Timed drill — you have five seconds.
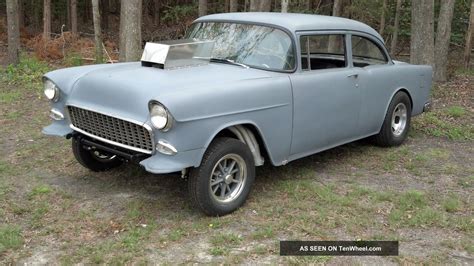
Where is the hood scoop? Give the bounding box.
[141,39,214,69]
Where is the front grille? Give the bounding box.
[68,106,153,153]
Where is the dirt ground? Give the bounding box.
[0,56,473,264]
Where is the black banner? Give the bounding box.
[280,241,398,256]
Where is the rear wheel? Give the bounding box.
[374,91,412,147]
[72,137,122,171]
[188,138,255,216]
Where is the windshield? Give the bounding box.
[186,22,295,71]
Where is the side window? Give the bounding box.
[351,35,388,67]
[300,34,346,71]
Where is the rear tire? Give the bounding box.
[374,91,412,147]
[72,137,122,172]
[188,138,255,216]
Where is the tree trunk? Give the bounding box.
[332,0,343,17]
[7,0,20,65]
[101,0,109,32]
[250,0,258,11]
[199,0,207,16]
[43,0,51,40]
[410,0,434,66]
[153,0,161,25]
[464,1,474,68]
[281,0,289,12]
[433,0,455,82]
[18,0,24,29]
[230,0,238,12]
[390,0,403,53]
[379,0,388,36]
[259,0,271,11]
[92,0,102,63]
[71,0,78,35]
[119,0,142,62]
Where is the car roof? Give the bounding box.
[195,12,384,43]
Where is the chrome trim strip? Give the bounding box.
[70,124,153,155]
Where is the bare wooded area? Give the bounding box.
[1,0,473,81]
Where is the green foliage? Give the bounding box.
[162,4,197,24]
[65,53,84,67]
[0,225,23,253]
[2,56,51,91]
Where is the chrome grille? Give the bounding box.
[68,106,153,153]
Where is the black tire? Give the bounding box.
[72,138,122,172]
[374,91,412,147]
[188,138,255,216]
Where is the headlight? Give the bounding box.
[149,101,172,131]
[44,79,59,102]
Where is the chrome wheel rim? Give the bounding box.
[391,103,407,137]
[209,154,247,203]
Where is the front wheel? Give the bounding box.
[188,138,255,216]
[374,91,412,147]
[72,137,122,172]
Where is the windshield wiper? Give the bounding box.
[210,58,249,69]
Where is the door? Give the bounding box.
[289,33,362,157]
[349,34,393,135]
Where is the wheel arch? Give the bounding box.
[200,121,274,167]
[383,87,413,119]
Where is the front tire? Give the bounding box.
[374,91,412,147]
[72,137,122,172]
[188,138,255,216]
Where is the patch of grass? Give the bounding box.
[0,182,10,201]
[458,175,473,188]
[0,91,22,104]
[461,238,474,254]
[412,109,473,140]
[209,246,227,256]
[387,190,448,227]
[28,184,52,199]
[120,225,154,252]
[0,225,23,253]
[252,244,268,255]
[209,233,242,255]
[210,233,242,246]
[398,190,427,210]
[5,110,22,120]
[30,201,49,228]
[285,255,332,264]
[167,228,186,241]
[252,226,274,240]
[442,195,461,213]
[446,106,466,118]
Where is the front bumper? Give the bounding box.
[43,121,204,174]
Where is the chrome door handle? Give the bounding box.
[347,73,359,78]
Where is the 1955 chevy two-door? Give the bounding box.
[42,13,432,216]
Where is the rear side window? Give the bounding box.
[300,34,347,71]
[351,35,388,67]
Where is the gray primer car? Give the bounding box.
[42,13,432,216]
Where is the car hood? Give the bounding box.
[63,62,276,123]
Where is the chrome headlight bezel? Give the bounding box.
[149,101,173,131]
[43,78,59,102]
